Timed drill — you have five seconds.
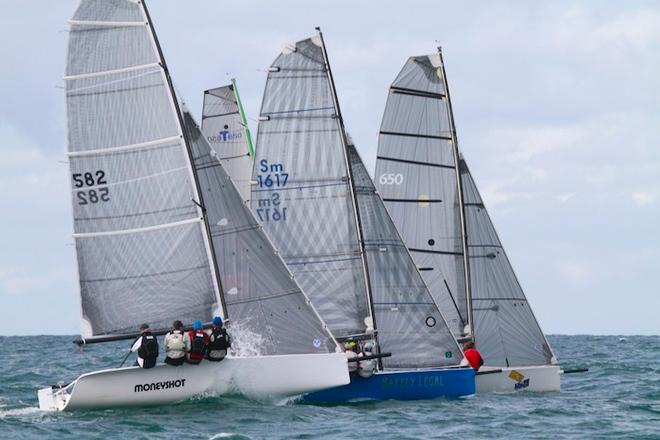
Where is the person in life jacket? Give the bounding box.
[164,320,186,366]
[207,316,231,362]
[463,340,484,371]
[357,341,376,379]
[130,323,158,369]
[185,320,209,365]
[344,341,358,373]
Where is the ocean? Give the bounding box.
[1,335,658,439]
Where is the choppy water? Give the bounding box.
[1,335,659,439]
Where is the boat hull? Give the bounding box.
[303,367,475,402]
[38,353,349,411]
[476,364,560,393]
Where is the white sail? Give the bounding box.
[251,36,371,338]
[201,82,254,203]
[65,0,222,337]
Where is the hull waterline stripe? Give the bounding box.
[63,62,160,81]
[67,135,182,157]
[73,217,201,238]
[379,130,452,141]
[377,156,454,169]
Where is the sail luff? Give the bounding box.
[315,29,379,347]
[437,47,473,339]
[231,78,255,157]
[140,0,226,318]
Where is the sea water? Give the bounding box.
[1,335,658,439]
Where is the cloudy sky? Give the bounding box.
[0,1,658,336]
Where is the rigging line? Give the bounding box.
[443,279,467,329]
[286,255,362,266]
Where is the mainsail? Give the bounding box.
[348,142,462,368]
[374,54,469,338]
[65,0,222,337]
[201,81,254,202]
[460,158,554,366]
[184,108,335,354]
[251,36,371,337]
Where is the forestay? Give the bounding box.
[460,158,555,366]
[348,143,463,368]
[65,0,221,337]
[183,109,336,355]
[251,37,370,337]
[374,54,468,338]
[201,83,254,202]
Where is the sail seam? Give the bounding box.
[63,62,160,81]
[67,135,182,157]
[72,217,201,238]
[377,156,454,169]
[379,130,452,141]
[68,20,148,27]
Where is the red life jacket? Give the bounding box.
[187,330,209,362]
[464,348,484,371]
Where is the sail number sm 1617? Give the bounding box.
[72,170,110,205]
[379,173,404,185]
[255,159,288,222]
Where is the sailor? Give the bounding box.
[463,340,484,371]
[130,323,158,369]
[186,320,209,365]
[207,316,231,362]
[357,341,376,379]
[164,320,186,366]
[344,341,358,373]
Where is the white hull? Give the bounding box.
[38,353,348,411]
[476,364,561,393]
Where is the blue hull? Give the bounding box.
[304,367,475,402]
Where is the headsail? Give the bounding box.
[184,108,337,355]
[460,158,555,366]
[201,81,254,202]
[65,0,222,337]
[251,36,371,338]
[348,142,463,368]
[374,54,469,338]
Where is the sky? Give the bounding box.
[0,1,658,336]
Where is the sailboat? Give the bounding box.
[201,79,255,203]
[37,0,348,411]
[374,50,560,392]
[250,30,475,401]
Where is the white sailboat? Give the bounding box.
[251,31,474,401]
[38,0,348,411]
[374,50,560,392]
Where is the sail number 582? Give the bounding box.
[379,173,404,185]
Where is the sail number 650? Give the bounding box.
[379,173,404,185]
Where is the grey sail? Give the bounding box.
[348,143,463,368]
[183,108,336,355]
[374,54,468,338]
[460,158,555,366]
[251,36,371,338]
[65,0,222,337]
[201,83,253,202]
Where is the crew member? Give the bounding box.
[463,340,484,371]
[207,316,231,362]
[164,320,186,366]
[186,320,209,365]
[131,323,158,369]
[344,341,358,374]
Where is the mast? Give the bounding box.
[315,28,379,349]
[141,0,228,318]
[438,46,473,340]
[231,78,255,157]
